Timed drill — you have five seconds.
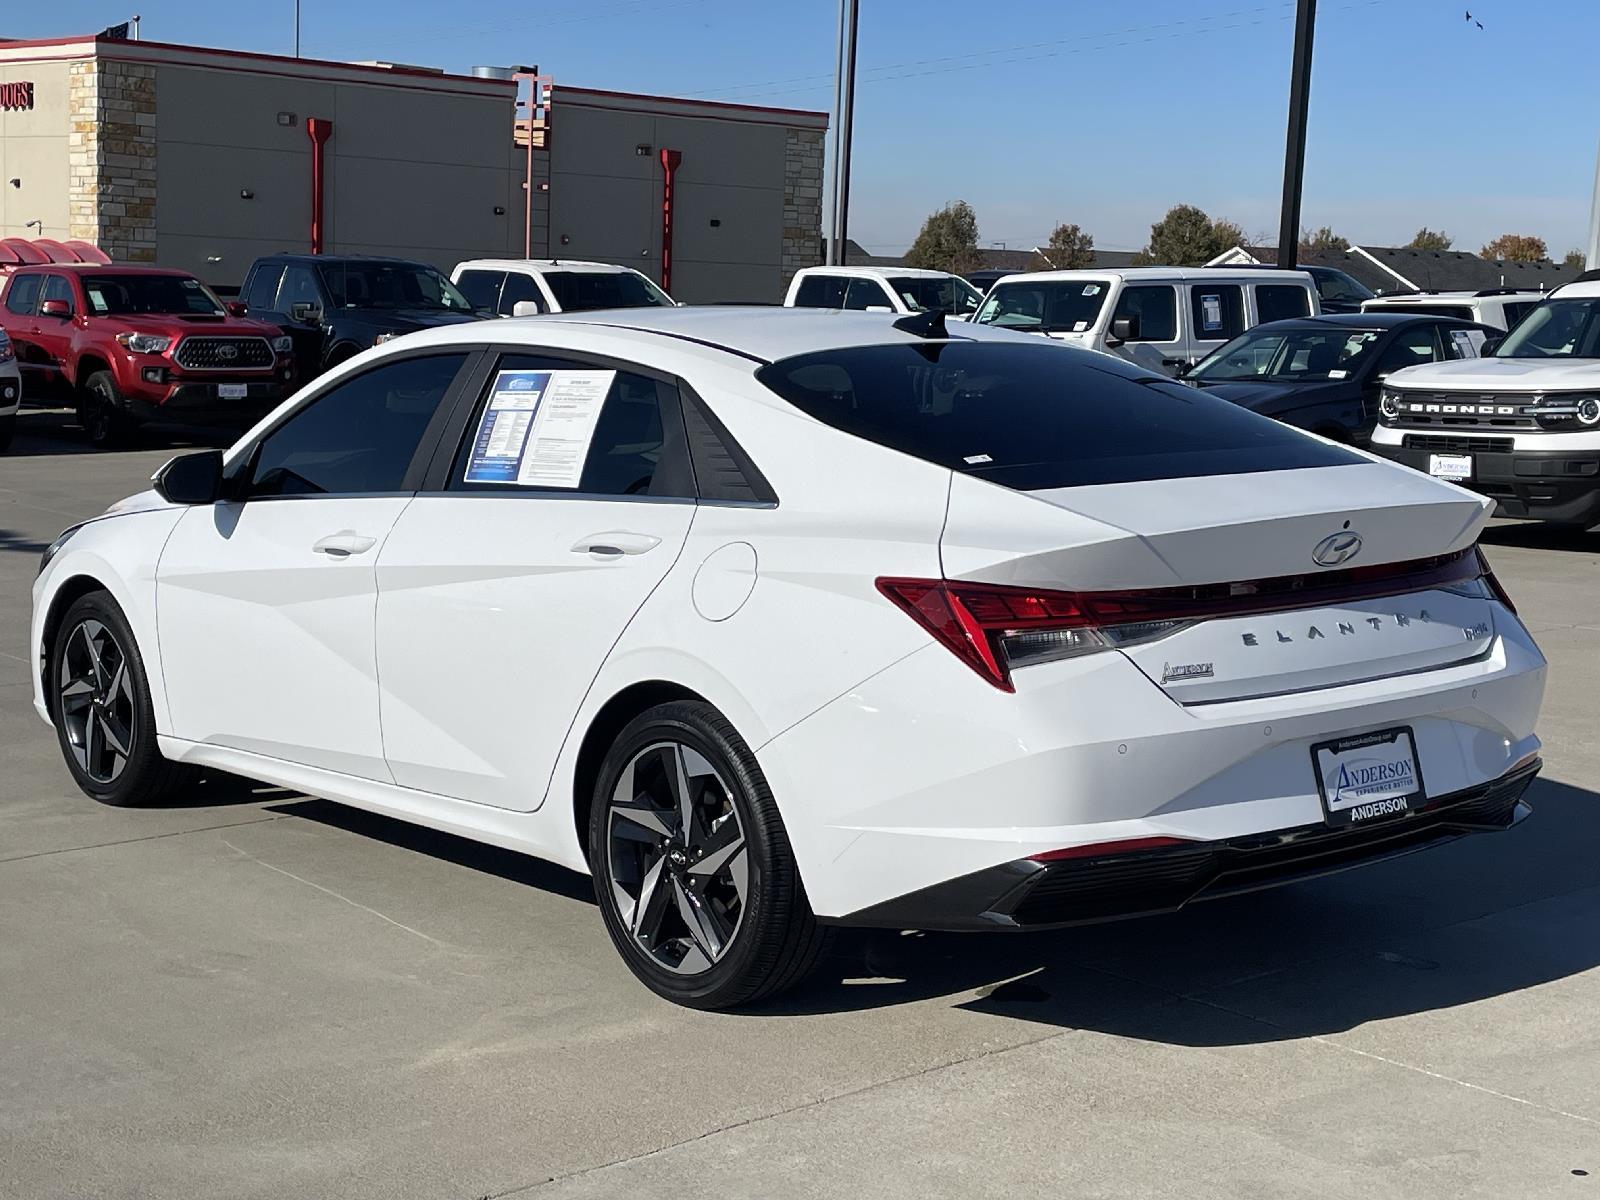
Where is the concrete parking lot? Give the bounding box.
[3,403,1598,1200]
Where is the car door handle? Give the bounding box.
[571,531,661,557]
[312,531,378,557]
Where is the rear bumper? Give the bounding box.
[832,759,1539,930]
[1371,439,1600,527]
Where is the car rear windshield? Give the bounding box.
[757,341,1361,490]
[82,274,223,316]
[317,261,473,312]
[974,280,1110,334]
[541,271,672,311]
[886,275,982,316]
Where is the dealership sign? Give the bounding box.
[0,82,35,110]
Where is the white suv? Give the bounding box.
[973,267,1320,376]
[1371,280,1600,527]
[785,266,984,318]
[451,259,675,316]
[1361,289,1546,332]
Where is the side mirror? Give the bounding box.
[40,299,70,318]
[1174,361,1193,378]
[152,449,224,506]
[510,300,540,317]
[225,301,248,317]
[1479,335,1501,357]
[1107,315,1140,345]
[289,301,322,323]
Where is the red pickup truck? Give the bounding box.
[0,264,295,447]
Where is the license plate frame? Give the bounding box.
[217,383,249,400]
[1427,452,1472,481]
[1311,727,1426,827]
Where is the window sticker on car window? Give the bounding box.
[463,369,616,487]
[1082,285,1101,296]
[1073,320,1089,332]
[1200,293,1223,332]
[1449,328,1485,357]
[1327,369,1348,379]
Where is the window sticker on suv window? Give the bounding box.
[463,369,616,487]
[1449,328,1485,358]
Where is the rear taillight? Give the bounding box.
[1028,836,1192,863]
[875,577,1189,691]
[1477,549,1517,614]
[878,548,1495,691]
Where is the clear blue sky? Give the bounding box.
[10,0,1595,256]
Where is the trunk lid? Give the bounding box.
[941,462,1496,702]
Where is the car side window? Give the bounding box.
[244,353,469,498]
[1112,285,1177,341]
[793,275,847,307]
[1255,284,1311,323]
[243,265,283,314]
[1502,301,1534,328]
[1190,284,1245,341]
[843,278,890,311]
[455,270,504,312]
[1372,326,1442,376]
[39,274,75,314]
[498,272,544,315]
[275,266,323,316]
[448,352,694,499]
[5,274,41,317]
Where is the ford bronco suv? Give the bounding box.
[1371,279,1600,527]
[0,265,294,447]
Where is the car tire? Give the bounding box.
[81,372,131,449]
[48,591,192,806]
[589,700,831,1009]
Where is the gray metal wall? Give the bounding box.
[547,99,794,304]
[152,63,523,285]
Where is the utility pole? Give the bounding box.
[295,1,301,57]
[1276,0,1316,271]
[1587,135,1599,271]
[825,0,859,266]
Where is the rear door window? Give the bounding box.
[843,278,892,310]
[793,275,847,307]
[1190,284,1246,342]
[5,274,41,316]
[757,341,1360,490]
[1255,284,1311,323]
[1372,325,1443,375]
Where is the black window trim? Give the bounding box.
[222,346,484,503]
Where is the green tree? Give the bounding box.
[1131,204,1244,267]
[1407,227,1453,251]
[1481,233,1549,263]
[903,201,982,274]
[1564,248,1588,272]
[1300,226,1350,254]
[1034,222,1094,270]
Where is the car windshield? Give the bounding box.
[81,274,225,316]
[1494,298,1600,358]
[540,270,673,311]
[1315,269,1375,304]
[1189,326,1382,382]
[318,262,474,311]
[886,275,983,315]
[973,280,1110,333]
[757,340,1360,490]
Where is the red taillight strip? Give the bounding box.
[1028,836,1193,863]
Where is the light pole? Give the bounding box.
[295,1,301,57]
[1276,0,1316,270]
[825,0,859,265]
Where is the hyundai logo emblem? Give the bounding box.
[1311,531,1363,568]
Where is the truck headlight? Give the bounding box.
[1379,390,1401,421]
[271,335,293,353]
[1578,396,1600,426]
[115,332,172,354]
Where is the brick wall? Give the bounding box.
[781,126,824,288]
[67,59,156,262]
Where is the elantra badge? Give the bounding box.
[1161,661,1214,683]
[1311,531,1363,568]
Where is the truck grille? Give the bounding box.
[1402,434,1514,454]
[174,336,274,370]
[1388,391,1541,430]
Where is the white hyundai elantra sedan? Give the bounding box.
[31,307,1546,1007]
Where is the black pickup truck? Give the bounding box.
[237,254,485,381]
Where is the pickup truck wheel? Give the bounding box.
[81,372,131,449]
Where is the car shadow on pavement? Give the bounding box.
[763,777,1600,1043]
[1479,522,1600,553]
[266,797,598,905]
[3,405,226,458]
[0,527,53,555]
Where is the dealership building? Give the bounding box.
[0,32,827,302]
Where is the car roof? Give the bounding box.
[1551,279,1600,299]
[455,259,649,276]
[11,264,194,276]
[262,253,428,265]
[794,265,961,281]
[383,304,1042,365]
[1259,312,1484,330]
[990,266,1313,286]
[1363,289,1546,302]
